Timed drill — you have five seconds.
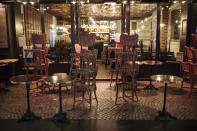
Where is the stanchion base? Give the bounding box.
[52,112,68,122]
[154,111,177,120]
[144,84,157,90]
[19,112,41,121]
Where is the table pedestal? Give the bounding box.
[154,82,176,120]
[52,84,67,122]
[144,65,157,90]
[20,84,41,121]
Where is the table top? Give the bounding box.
[0,59,18,63]
[44,75,71,85]
[10,75,42,84]
[141,60,162,66]
[126,61,144,65]
[0,63,8,67]
[151,75,183,84]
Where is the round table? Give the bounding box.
[151,74,182,120]
[0,59,18,64]
[44,75,72,122]
[142,60,163,90]
[10,75,42,121]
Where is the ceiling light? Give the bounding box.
[71,0,76,4]
[182,1,186,4]
[145,18,148,22]
[22,2,27,5]
[80,1,85,4]
[160,24,165,27]
[131,1,135,4]
[173,1,177,4]
[122,0,127,4]
[104,2,116,5]
[30,2,35,5]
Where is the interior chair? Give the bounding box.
[114,51,138,104]
[24,49,46,95]
[31,33,48,76]
[192,48,197,63]
[108,47,123,87]
[189,63,197,95]
[184,46,193,62]
[191,34,197,48]
[70,53,98,108]
[180,62,191,89]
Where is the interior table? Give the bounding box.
[0,63,9,92]
[10,75,42,121]
[0,58,18,64]
[142,60,162,90]
[44,75,71,122]
[151,75,182,120]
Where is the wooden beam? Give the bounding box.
[156,3,160,61]
[121,3,126,34]
[75,2,79,43]
[126,0,130,35]
[70,3,76,53]
[40,5,45,34]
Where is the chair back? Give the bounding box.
[190,63,197,75]
[192,48,197,63]
[24,49,43,75]
[180,62,190,73]
[191,34,197,48]
[120,34,138,50]
[184,46,193,61]
[78,33,95,49]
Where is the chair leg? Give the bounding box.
[115,86,119,104]
[89,90,92,107]
[82,87,85,101]
[93,89,98,103]
[122,86,125,100]
[134,90,138,101]
[180,80,184,89]
[73,86,76,108]
[110,73,113,87]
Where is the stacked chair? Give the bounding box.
[69,33,98,108]
[23,34,49,95]
[181,34,197,95]
[114,34,139,104]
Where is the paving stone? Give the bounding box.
[0,81,197,120]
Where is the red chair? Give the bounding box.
[184,46,193,62]
[180,62,191,89]
[191,34,197,48]
[108,47,123,87]
[189,63,197,95]
[31,33,48,76]
[192,48,197,63]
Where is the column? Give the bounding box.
[156,3,161,61]
[40,5,45,34]
[71,3,76,53]
[121,2,126,34]
[126,0,130,35]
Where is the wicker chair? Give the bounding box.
[114,51,138,104]
[108,47,123,87]
[70,53,98,108]
[180,62,191,89]
[184,46,193,62]
[189,63,197,95]
[24,49,47,95]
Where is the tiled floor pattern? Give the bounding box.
[0,81,197,120]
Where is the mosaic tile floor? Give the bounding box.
[0,81,197,120]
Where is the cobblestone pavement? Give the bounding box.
[0,81,197,120]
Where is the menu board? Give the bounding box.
[0,8,8,48]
